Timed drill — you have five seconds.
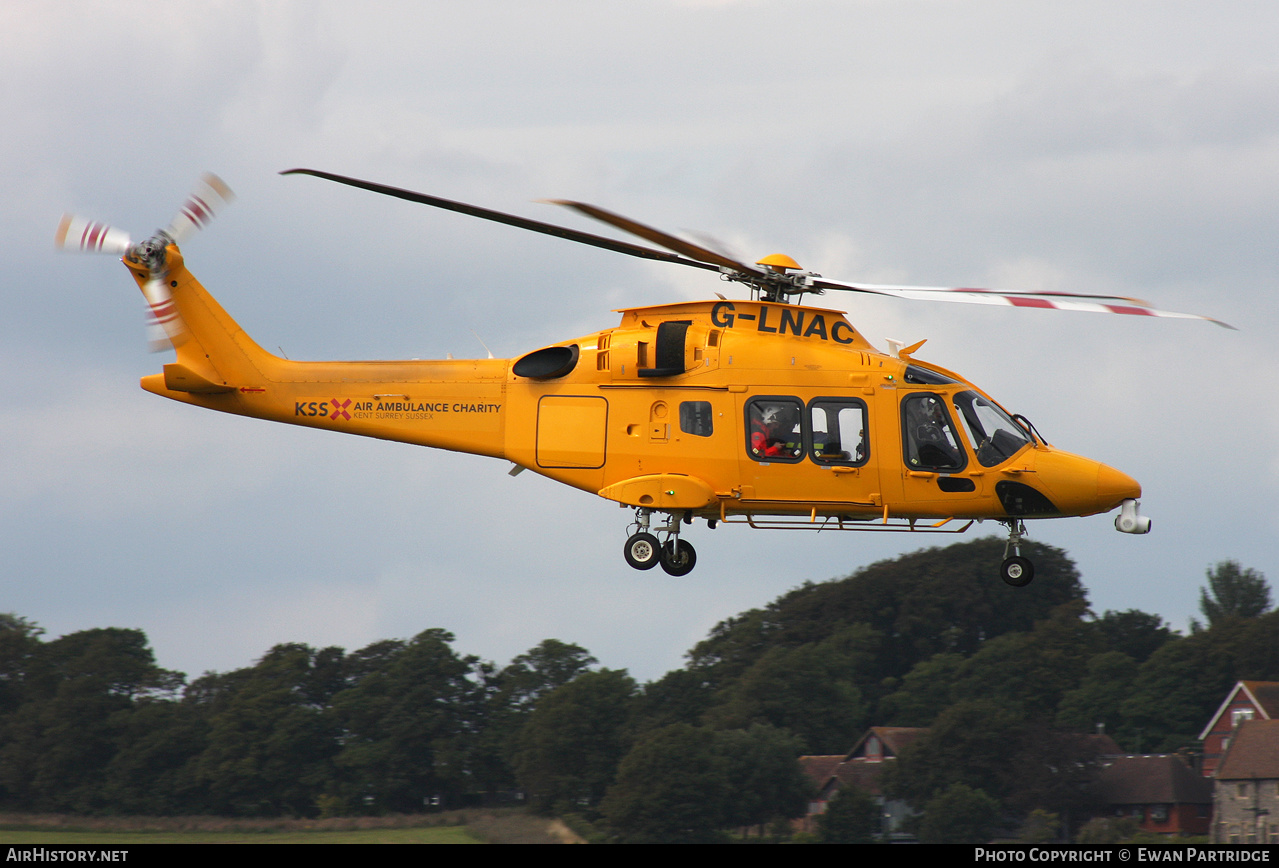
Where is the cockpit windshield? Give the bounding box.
[952,391,1033,467]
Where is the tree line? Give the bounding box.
[0,539,1272,842]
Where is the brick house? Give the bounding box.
[1198,681,1279,778]
[1090,754,1213,837]
[797,727,927,838]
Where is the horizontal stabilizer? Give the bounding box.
[162,363,234,394]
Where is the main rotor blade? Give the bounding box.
[545,200,764,276]
[281,169,719,274]
[813,278,1236,328]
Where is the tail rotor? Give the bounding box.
[56,173,235,351]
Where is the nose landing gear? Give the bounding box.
[999,519,1034,587]
[624,508,699,576]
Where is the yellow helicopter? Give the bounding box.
[57,171,1231,586]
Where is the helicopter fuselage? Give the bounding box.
[135,247,1139,533]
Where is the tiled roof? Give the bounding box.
[1244,682,1279,718]
[798,755,846,784]
[1216,719,1279,780]
[798,753,893,796]
[1094,755,1213,805]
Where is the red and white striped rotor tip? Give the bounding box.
[817,280,1236,330]
[141,276,188,352]
[55,214,132,255]
[166,173,235,244]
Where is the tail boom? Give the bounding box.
[134,247,509,460]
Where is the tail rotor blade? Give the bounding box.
[55,214,132,255]
[165,173,235,244]
[140,276,188,351]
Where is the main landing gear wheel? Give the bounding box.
[624,532,661,571]
[660,539,697,576]
[1000,556,1034,587]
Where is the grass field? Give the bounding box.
[0,808,574,844]
[0,826,482,844]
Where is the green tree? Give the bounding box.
[101,699,208,814]
[494,639,598,714]
[916,783,1000,845]
[1055,651,1140,742]
[1120,628,1237,752]
[1197,561,1271,628]
[715,724,812,829]
[330,630,483,813]
[1019,809,1060,845]
[877,652,965,726]
[511,668,637,811]
[948,600,1098,717]
[817,785,879,844]
[629,667,716,734]
[882,601,1098,727]
[0,627,184,813]
[686,538,1085,719]
[193,644,341,816]
[599,723,730,843]
[1092,609,1174,663]
[0,615,43,717]
[1232,610,1279,681]
[473,639,599,795]
[883,699,1024,806]
[704,625,872,753]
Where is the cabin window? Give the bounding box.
[679,401,713,437]
[904,364,960,385]
[746,397,804,462]
[901,393,966,472]
[952,391,1032,467]
[809,399,868,466]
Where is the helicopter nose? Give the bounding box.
[1097,463,1141,509]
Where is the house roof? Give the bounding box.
[1248,682,1279,718]
[1216,719,1279,780]
[1198,681,1279,740]
[798,754,891,797]
[1093,755,1213,805]
[799,755,846,784]
[845,726,928,760]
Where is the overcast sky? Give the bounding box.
[3,0,1276,683]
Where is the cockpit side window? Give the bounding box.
[952,391,1032,467]
[901,393,966,472]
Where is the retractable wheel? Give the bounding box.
[1000,556,1034,587]
[624,532,661,570]
[660,539,697,576]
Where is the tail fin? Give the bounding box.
[129,245,277,395]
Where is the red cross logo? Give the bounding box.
[330,398,351,421]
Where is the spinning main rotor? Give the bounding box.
[281,168,1233,328]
